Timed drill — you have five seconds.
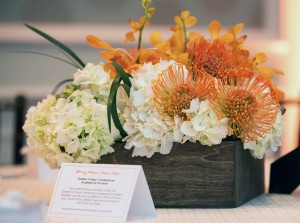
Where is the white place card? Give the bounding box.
[47,163,156,221]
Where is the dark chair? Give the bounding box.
[269,99,300,194]
[0,95,27,164]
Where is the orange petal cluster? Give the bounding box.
[188,38,249,80]
[188,20,284,101]
[152,64,215,122]
[209,70,279,142]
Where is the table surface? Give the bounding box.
[1,165,300,223]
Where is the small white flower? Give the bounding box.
[73,63,112,101]
[73,63,110,86]
[244,110,284,159]
[180,99,228,146]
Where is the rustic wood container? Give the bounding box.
[98,140,264,208]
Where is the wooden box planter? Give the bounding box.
[99,140,264,208]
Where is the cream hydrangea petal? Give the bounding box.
[55,153,74,167]
[99,146,114,156]
[174,127,184,142]
[190,98,200,113]
[81,148,101,161]
[160,134,174,154]
[131,146,149,157]
[74,156,92,163]
[250,145,266,159]
[67,126,82,139]
[200,131,223,145]
[132,146,158,158]
[198,99,210,114]
[65,138,81,154]
[173,116,184,142]
[244,110,283,159]
[192,116,206,131]
[180,121,198,137]
[56,129,69,145]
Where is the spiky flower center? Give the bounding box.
[152,64,215,123]
[225,90,257,136]
[165,85,198,120]
[209,72,279,142]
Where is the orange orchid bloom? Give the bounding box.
[123,16,151,44]
[87,35,172,78]
[206,20,285,101]
[149,10,198,65]
[87,35,136,78]
[249,52,284,101]
[86,0,164,78]
[208,20,246,47]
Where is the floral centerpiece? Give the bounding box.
[23,0,284,170]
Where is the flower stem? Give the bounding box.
[180,14,188,53]
[136,2,150,64]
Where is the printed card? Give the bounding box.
[47,163,156,221]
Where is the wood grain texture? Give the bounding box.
[98,140,264,208]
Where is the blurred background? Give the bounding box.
[0,0,299,165]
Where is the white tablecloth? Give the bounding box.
[0,177,300,223]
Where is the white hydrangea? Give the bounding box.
[244,110,284,159]
[23,88,117,169]
[73,63,111,103]
[129,60,177,107]
[23,94,60,168]
[180,99,229,146]
[123,60,177,157]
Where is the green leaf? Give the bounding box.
[111,62,132,87]
[52,78,74,95]
[107,82,128,138]
[107,74,122,133]
[107,62,133,138]
[111,91,128,137]
[113,84,131,136]
[24,23,85,69]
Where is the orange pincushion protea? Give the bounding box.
[210,69,279,142]
[188,38,249,80]
[152,63,215,123]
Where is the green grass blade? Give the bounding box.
[107,83,128,137]
[24,23,85,68]
[110,84,131,138]
[111,92,128,137]
[51,78,74,95]
[12,50,79,68]
[107,74,122,133]
[107,64,132,138]
[111,62,132,87]
[58,48,82,69]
